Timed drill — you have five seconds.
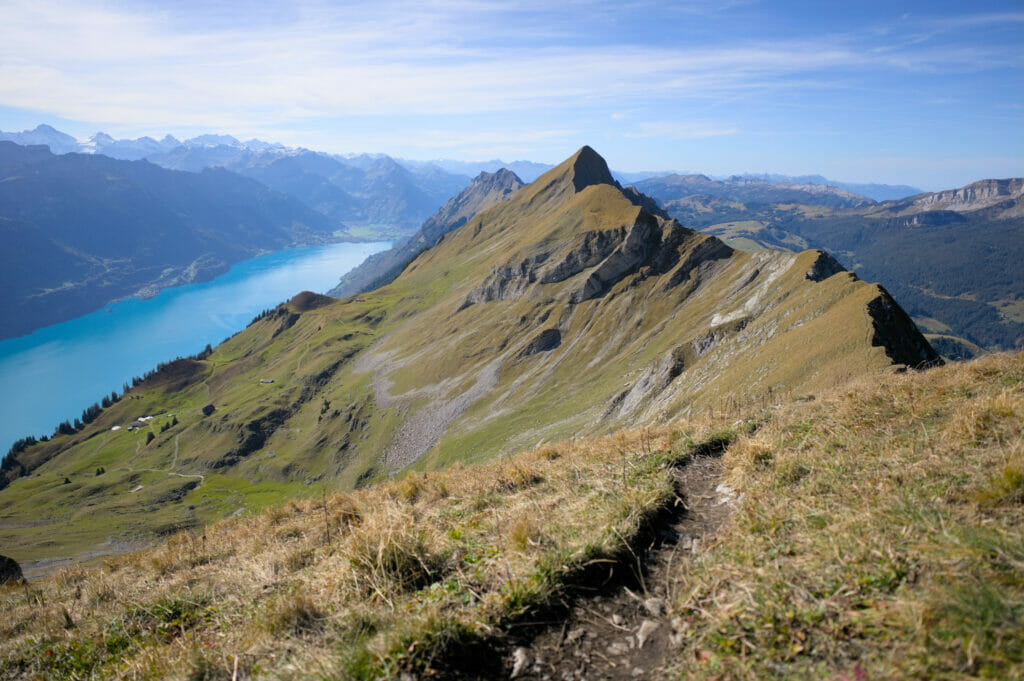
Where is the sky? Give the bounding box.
[0,0,1022,189]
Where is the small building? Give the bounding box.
[260,379,274,384]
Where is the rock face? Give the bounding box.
[804,251,846,282]
[906,178,1024,213]
[863,178,1024,221]
[867,292,942,368]
[0,554,24,585]
[460,211,666,308]
[330,168,526,297]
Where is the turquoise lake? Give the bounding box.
[0,241,389,453]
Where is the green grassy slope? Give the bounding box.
[648,186,1024,353]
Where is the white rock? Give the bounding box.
[643,597,665,617]
[636,619,660,649]
[511,647,531,678]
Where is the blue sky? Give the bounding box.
[0,0,1021,189]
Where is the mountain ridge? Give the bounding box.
[643,174,1024,352]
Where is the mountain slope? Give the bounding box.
[0,142,337,339]
[0,147,938,568]
[1,347,1015,681]
[658,179,1024,353]
[330,168,526,297]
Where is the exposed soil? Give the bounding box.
[355,345,501,469]
[445,453,730,680]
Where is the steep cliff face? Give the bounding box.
[867,177,1024,219]
[908,178,1023,212]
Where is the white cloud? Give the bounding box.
[0,0,1016,133]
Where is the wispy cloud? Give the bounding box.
[0,0,1017,133]
[0,0,1020,185]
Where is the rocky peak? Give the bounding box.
[473,167,524,194]
[568,145,618,192]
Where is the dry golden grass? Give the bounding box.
[3,353,1021,680]
[0,417,732,680]
[666,351,1024,680]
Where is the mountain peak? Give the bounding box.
[568,145,617,192]
[473,167,524,191]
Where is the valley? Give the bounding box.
[0,241,388,458]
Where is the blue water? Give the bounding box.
[0,241,389,453]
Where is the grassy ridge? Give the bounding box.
[669,351,1024,679]
[2,352,1021,679]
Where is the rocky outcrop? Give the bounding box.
[867,290,943,368]
[0,554,24,585]
[569,211,663,303]
[865,178,1024,220]
[460,209,668,308]
[907,178,1023,213]
[518,329,562,359]
[804,251,846,282]
[213,407,291,469]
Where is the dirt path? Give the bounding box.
[448,453,730,680]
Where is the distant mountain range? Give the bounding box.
[0,142,336,339]
[729,172,923,202]
[0,124,924,205]
[0,125,475,238]
[634,173,875,209]
[147,145,469,237]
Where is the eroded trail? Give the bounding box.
[451,453,730,681]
